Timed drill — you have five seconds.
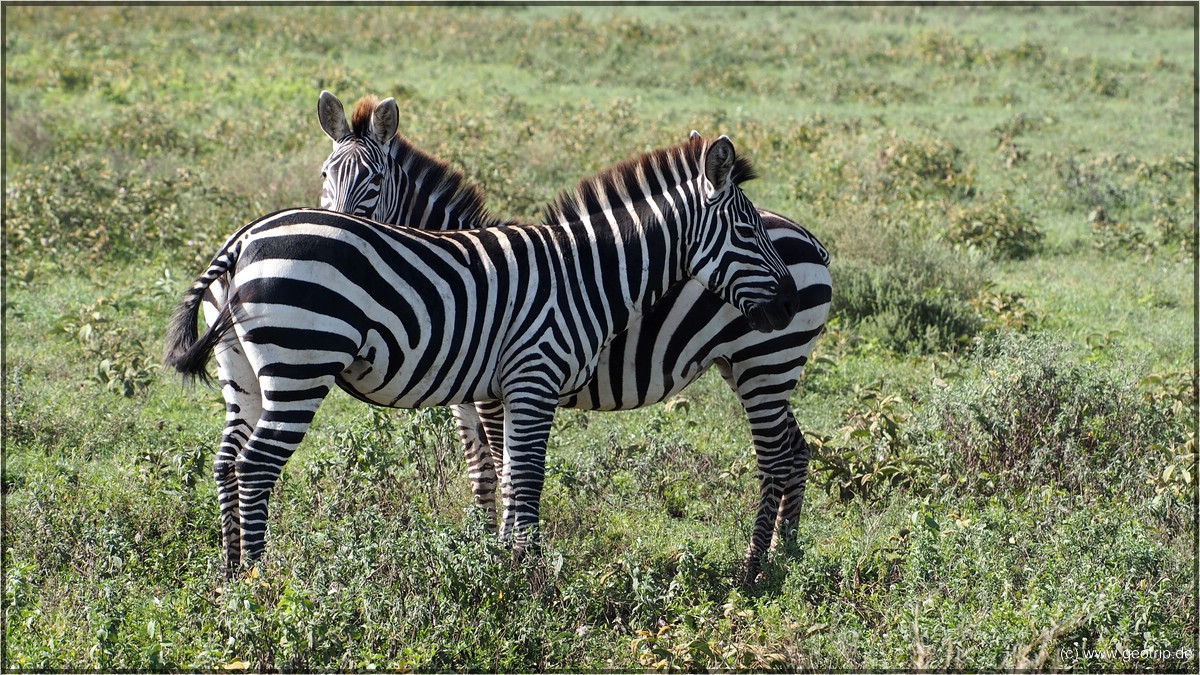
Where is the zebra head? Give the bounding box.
[685,132,799,332]
[317,90,398,219]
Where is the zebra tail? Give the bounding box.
[163,246,240,386]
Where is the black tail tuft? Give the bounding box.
[164,289,235,387]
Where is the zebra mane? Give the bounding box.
[542,135,757,225]
[350,95,503,229]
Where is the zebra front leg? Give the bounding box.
[499,395,556,560]
[235,377,334,568]
[451,403,500,530]
[771,410,811,550]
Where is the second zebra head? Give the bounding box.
[679,129,800,331]
[316,91,800,332]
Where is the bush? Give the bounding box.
[911,27,981,67]
[57,297,159,397]
[4,155,248,271]
[912,335,1187,497]
[829,220,987,353]
[875,132,975,200]
[810,383,930,503]
[946,192,1044,260]
[1053,152,1195,251]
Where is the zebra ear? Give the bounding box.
[371,97,400,145]
[318,91,351,142]
[689,130,702,140]
[704,135,736,194]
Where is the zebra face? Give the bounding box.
[317,91,399,220]
[689,135,799,333]
[320,141,389,218]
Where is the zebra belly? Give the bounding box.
[562,280,727,410]
[337,327,498,409]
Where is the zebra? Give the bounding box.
[316,92,832,583]
[165,127,801,577]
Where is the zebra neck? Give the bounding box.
[384,146,499,232]
[571,209,686,338]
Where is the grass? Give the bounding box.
[3,4,1196,671]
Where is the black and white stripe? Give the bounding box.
[166,126,798,576]
[316,92,831,583]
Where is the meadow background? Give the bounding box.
[3,4,1196,671]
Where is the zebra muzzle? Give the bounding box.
[745,276,800,332]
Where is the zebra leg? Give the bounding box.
[771,409,811,550]
[741,399,795,586]
[235,375,335,567]
[476,399,508,520]
[498,394,557,559]
[716,360,796,586]
[476,399,507,480]
[213,343,262,578]
[451,403,499,529]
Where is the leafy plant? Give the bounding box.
[57,296,157,397]
[833,258,985,353]
[876,132,975,199]
[946,192,1044,260]
[811,383,929,503]
[971,282,1039,333]
[1145,433,1196,501]
[1088,206,1153,254]
[913,335,1187,497]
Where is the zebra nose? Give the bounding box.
[746,303,786,332]
[746,276,800,332]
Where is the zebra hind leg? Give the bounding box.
[235,374,336,568]
[451,403,500,531]
[214,342,263,578]
[771,409,811,551]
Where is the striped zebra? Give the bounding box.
[317,92,831,583]
[165,126,801,577]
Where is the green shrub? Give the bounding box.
[912,335,1187,497]
[56,296,158,397]
[4,156,247,271]
[829,221,987,352]
[970,282,1039,333]
[911,27,981,67]
[810,383,930,503]
[875,132,975,200]
[1087,206,1153,254]
[946,192,1044,260]
[1053,152,1194,251]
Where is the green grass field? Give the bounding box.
[3,5,1196,671]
